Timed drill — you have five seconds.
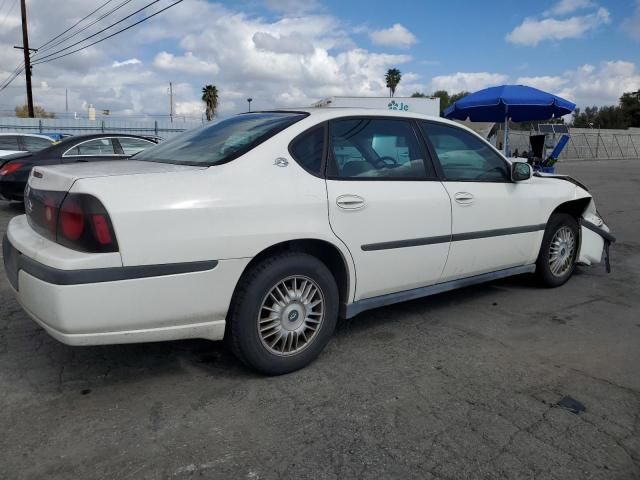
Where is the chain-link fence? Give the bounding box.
[0,116,203,139]
[508,130,640,160]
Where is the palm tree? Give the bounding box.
[201,85,219,121]
[385,68,402,97]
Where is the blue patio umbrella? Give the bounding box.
[443,85,576,156]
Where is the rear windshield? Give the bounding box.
[135,112,307,166]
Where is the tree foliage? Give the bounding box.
[385,69,402,98]
[411,90,470,115]
[15,105,55,118]
[572,91,640,129]
[201,85,219,121]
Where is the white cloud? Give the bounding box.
[369,24,417,48]
[506,7,610,45]
[431,72,509,93]
[252,32,314,55]
[516,75,569,92]
[112,58,141,68]
[624,0,640,40]
[153,52,219,76]
[0,0,413,116]
[544,0,595,16]
[518,61,640,107]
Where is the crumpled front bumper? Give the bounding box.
[578,213,616,272]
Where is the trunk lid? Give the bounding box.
[28,160,205,192]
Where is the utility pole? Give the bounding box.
[18,0,34,117]
[65,88,68,114]
[169,81,173,123]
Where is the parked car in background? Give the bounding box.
[2,109,614,375]
[0,133,157,201]
[0,133,56,158]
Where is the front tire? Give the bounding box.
[535,213,579,287]
[228,252,339,375]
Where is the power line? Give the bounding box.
[35,0,118,51]
[32,0,184,66]
[32,0,162,63]
[0,65,24,91]
[35,0,134,56]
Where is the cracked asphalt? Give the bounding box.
[1,159,639,480]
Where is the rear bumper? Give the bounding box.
[3,226,250,345]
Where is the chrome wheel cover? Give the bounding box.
[258,275,325,356]
[549,226,576,277]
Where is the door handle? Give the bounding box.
[336,194,366,210]
[454,192,474,205]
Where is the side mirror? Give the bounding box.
[511,161,532,182]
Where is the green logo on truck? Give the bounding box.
[388,100,409,111]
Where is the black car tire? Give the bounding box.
[536,213,579,287]
[228,252,339,375]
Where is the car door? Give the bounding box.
[325,117,452,301]
[419,121,543,281]
[61,138,127,163]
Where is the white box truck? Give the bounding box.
[312,96,440,117]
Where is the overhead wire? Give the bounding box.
[32,0,162,63]
[34,0,134,56]
[32,0,184,66]
[35,0,119,51]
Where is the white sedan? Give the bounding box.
[2,109,614,374]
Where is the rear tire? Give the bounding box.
[228,252,339,375]
[535,213,579,287]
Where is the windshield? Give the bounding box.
[135,112,307,166]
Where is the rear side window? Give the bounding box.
[328,118,433,179]
[22,136,53,152]
[0,136,19,151]
[289,126,324,175]
[135,112,307,166]
[117,137,155,155]
[420,122,510,182]
[65,138,118,156]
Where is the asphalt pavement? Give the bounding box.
[0,159,638,479]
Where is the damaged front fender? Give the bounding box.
[578,200,616,272]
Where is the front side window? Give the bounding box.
[420,122,510,182]
[328,118,432,179]
[22,136,53,152]
[289,126,324,175]
[0,136,19,151]
[135,112,307,166]
[65,138,118,156]
[117,137,155,155]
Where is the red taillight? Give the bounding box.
[0,162,23,176]
[44,198,57,234]
[91,214,112,245]
[55,193,118,253]
[27,188,118,253]
[60,200,85,241]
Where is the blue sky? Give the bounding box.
[316,0,638,74]
[0,0,639,117]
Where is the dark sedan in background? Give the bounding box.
[0,133,157,201]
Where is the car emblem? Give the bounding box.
[274,157,289,168]
[288,311,299,322]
